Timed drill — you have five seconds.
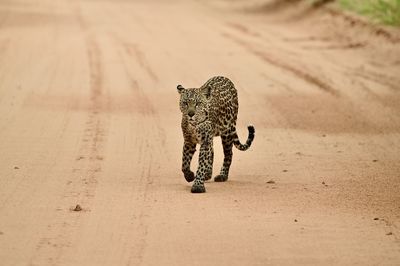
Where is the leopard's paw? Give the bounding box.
[183,171,195,182]
[214,175,228,182]
[191,184,206,193]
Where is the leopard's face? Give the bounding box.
[178,86,209,126]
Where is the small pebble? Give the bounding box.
[73,204,82,212]
[372,160,378,162]
[266,180,275,184]
[14,166,19,169]
[282,170,288,172]
[386,232,393,235]
[374,217,379,221]
[294,219,298,222]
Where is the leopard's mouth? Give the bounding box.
[188,113,207,125]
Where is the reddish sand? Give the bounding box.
[0,0,399,265]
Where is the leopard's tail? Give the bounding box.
[233,125,255,151]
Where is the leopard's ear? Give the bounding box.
[202,85,212,98]
[177,85,185,94]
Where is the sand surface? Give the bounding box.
[0,0,400,265]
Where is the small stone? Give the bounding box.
[14,166,19,169]
[266,180,275,184]
[374,217,379,221]
[322,134,326,137]
[294,219,298,222]
[73,204,82,212]
[282,169,288,172]
[386,232,393,235]
[372,160,378,162]
[322,181,325,185]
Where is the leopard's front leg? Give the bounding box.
[192,129,213,193]
[182,142,196,182]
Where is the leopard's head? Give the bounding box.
[177,84,211,125]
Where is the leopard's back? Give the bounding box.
[201,76,239,136]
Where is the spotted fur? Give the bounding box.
[177,76,255,193]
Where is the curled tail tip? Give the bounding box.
[248,124,255,134]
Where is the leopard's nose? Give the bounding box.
[188,111,195,117]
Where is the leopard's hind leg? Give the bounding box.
[214,134,233,182]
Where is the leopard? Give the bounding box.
[177,76,255,193]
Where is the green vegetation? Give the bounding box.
[338,0,400,26]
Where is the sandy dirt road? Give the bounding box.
[0,0,400,265]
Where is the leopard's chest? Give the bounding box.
[184,120,218,143]
[186,123,199,142]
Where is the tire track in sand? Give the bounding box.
[114,37,163,265]
[221,29,339,96]
[124,43,159,83]
[112,31,167,151]
[30,5,110,265]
